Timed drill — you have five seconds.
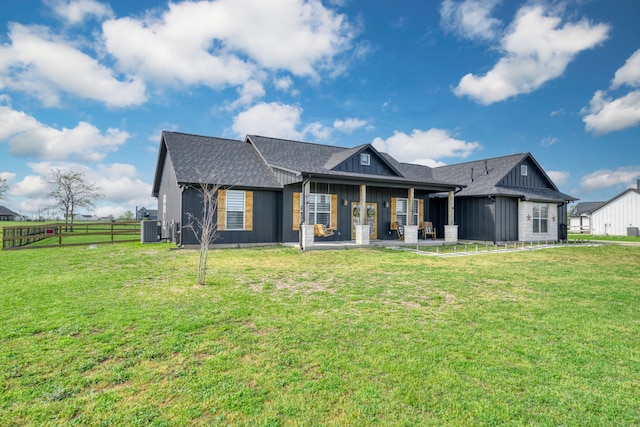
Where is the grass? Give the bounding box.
[1,242,639,426]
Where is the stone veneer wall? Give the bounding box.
[518,200,557,242]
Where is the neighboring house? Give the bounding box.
[137,207,158,220]
[71,214,99,221]
[568,202,605,233]
[0,206,20,221]
[428,153,577,242]
[589,180,640,236]
[152,132,576,246]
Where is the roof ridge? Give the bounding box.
[433,152,528,169]
[164,130,243,143]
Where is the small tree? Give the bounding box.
[120,210,134,221]
[47,170,103,231]
[184,172,221,285]
[0,177,7,200]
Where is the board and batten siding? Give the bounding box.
[180,187,281,245]
[332,148,399,177]
[590,190,640,236]
[499,159,550,189]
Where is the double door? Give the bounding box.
[351,202,378,239]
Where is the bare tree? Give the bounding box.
[47,170,103,231]
[184,172,221,285]
[0,177,7,200]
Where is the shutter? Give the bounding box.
[244,191,253,231]
[217,189,226,231]
[292,192,300,231]
[390,197,397,229]
[331,194,338,229]
[419,199,424,223]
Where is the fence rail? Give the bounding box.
[2,222,141,250]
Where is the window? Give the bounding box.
[360,153,370,166]
[306,193,331,227]
[226,190,245,230]
[395,198,419,226]
[532,203,548,233]
[521,165,528,176]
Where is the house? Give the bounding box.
[0,206,20,221]
[568,202,605,233]
[152,131,464,247]
[136,207,158,220]
[423,153,576,242]
[152,131,576,247]
[588,180,640,236]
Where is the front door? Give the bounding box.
[351,202,378,239]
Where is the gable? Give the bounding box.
[497,156,557,191]
[330,146,401,177]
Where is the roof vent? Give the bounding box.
[485,160,489,175]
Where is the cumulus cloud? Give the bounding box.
[47,0,114,25]
[21,161,155,215]
[232,102,368,141]
[224,80,266,110]
[580,166,640,193]
[333,118,368,134]
[0,104,129,161]
[454,5,610,104]
[582,49,640,134]
[372,128,481,166]
[440,0,502,41]
[0,23,146,107]
[546,170,569,186]
[102,0,354,92]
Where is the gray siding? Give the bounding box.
[180,188,281,246]
[494,197,519,241]
[333,148,399,177]
[157,152,182,242]
[499,158,551,189]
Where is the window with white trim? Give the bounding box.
[360,153,371,166]
[521,165,528,176]
[226,190,245,230]
[532,203,548,233]
[396,199,419,226]
[302,193,331,227]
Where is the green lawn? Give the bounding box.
[1,242,639,426]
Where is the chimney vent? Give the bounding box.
[637,179,640,190]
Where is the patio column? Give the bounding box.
[301,179,314,249]
[445,190,458,243]
[356,184,369,245]
[404,188,418,244]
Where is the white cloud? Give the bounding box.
[583,90,640,134]
[102,0,354,92]
[224,80,266,110]
[333,118,368,134]
[540,136,559,147]
[274,75,294,91]
[582,49,640,134]
[440,0,502,41]
[372,128,481,165]
[10,175,47,198]
[612,48,640,89]
[0,23,146,107]
[232,102,304,139]
[47,0,114,25]
[580,166,640,193]
[0,104,129,161]
[546,170,569,186]
[455,5,610,104]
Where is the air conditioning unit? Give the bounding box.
[141,220,160,243]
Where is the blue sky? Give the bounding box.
[1,0,639,218]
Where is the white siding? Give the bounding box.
[590,191,640,236]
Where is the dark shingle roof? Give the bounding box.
[431,153,576,202]
[247,135,462,189]
[570,201,605,216]
[0,206,19,217]
[161,132,282,189]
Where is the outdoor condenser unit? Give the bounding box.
[141,220,160,243]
